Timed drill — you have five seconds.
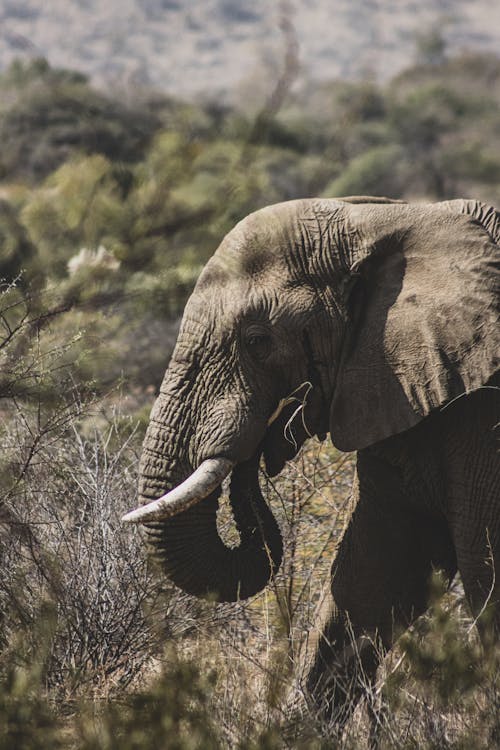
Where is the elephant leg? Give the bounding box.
[444,386,500,642]
[302,447,457,727]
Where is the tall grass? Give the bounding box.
[2,398,498,748]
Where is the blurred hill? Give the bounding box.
[1,47,500,395]
[0,0,499,99]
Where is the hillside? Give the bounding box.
[1,0,500,99]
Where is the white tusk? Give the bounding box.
[122,457,234,524]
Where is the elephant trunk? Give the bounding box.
[137,422,283,602]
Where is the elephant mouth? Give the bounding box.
[262,396,314,476]
[124,395,311,526]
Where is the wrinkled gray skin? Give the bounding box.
[138,196,500,723]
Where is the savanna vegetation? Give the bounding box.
[1,41,500,748]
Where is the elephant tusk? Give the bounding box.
[122,457,234,524]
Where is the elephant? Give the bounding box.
[123,195,500,725]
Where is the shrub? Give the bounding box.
[0,59,160,182]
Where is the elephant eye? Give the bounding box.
[245,330,272,361]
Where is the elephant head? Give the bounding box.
[124,197,499,602]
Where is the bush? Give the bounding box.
[0,59,161,182]
[323,144,408,199]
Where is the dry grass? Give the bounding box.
[1,397,499,748]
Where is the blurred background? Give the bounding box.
[1,0,500,396]
[0,2,499,747]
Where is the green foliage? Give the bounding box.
[441,142,500,185]
[1,51,499,395]
[0,603,62,750]
[398,576,482,706]
[79,657,219,750]
[0,280,81,405]
[21,155,118,276]
[0,616,219,750]
[0,59,160,182]
[379,577,500,749]
[323,144,407,198]
[0,200,40,287]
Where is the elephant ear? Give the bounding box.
[329,200,500,452]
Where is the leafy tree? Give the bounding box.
[0,200,41,288]
[0,59,161,181]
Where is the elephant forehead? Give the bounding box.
[226,201,302,249]
[196,198,352,291]
[186,274,275,329]
[196,251,287,296]
[198,201,319,284]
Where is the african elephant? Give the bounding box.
[123,196,500,724]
